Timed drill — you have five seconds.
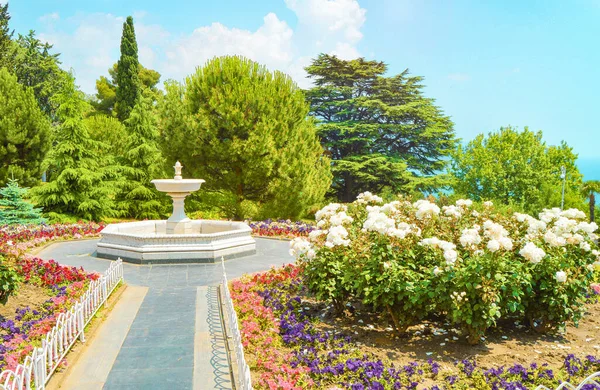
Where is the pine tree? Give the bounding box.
[0,3,14,68]
[115,16,141,121]
[0,179,45,225]
[0,68,51,187]
[305,54,457,202]
[31,73,119,221]
[117,93,165,219]
[160,56,331,220]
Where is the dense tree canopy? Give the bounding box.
[92,62,161,116]
[116,93,165,219]
[305,54,457,202]
[0,3,14,68]
[0,67,51,187]
[11,31,67,119]
[115,16,141,121]
[31,74,118,221]
[451,127,585,215]
[159,56,331,219]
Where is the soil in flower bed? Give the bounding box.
[307,297,600,372]
[0,284,52,320]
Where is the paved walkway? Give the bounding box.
[38,238,292,390]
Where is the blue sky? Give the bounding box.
[5,0,600,179]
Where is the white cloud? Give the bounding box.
[36,0,367,93]
[39,12,60,24]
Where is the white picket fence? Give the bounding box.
[220,259,252,390]
[0,259,123,390]
[535,372,600,389]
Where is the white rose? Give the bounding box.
[487,239,500,252]
[555,271,567,283]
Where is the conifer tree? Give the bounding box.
[115,16,140,121]
[0,68,51,187]
[0,3,14,67]
[160,56,331,220]
[0,179,45,225]
[117,93,165,219]
[31,73,118,221]
[305,54,457,201]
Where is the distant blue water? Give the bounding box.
[578,157,600,181]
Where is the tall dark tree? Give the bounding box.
[92,62,160,116]
[305,54,457,202]
[31,74,119,222]
[115,16,141,121]
[12,31,67,119]
[116,93,165,219]
[0,3,14,67]
[0,68,51,187]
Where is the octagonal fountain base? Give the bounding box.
[96,220,256,264]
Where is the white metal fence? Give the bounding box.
[535,372,600,389]
[220,259,252,390]
[0,259,124,390]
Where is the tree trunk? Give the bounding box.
[590,193,595,223]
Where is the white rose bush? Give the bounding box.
[290,192,599,344]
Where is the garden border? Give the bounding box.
[220,258,252,390]
[0,258,124,390]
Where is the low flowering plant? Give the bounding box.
[249,219,315,239]
[0,222,104,371]
[290,193,599,343]
[234,264,600,389]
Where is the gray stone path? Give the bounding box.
[38,238,293,390]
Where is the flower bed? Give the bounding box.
[249,219,315,239]
[232,265,600,389]
[290,193,599,343]
[0,223,104,371]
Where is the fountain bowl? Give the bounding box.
[151,178,205,193]
[96,219,256,264]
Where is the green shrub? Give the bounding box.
[291,193,599,343]
[0,260,22,305]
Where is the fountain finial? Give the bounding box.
[174,161,183,180]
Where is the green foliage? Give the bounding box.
[295,195,598,343]
[451,127,585,215]
[0,67,51,187]
[0,258,21,305]
[0,3,14,68]
[92,62,161,116]
[116,93,165,219]
[31,73,119,222]
[159,56,331,220]
[11,31,68,119]
[83,114,128,159]
[0,179,45,225]
[581,180,600,222]
[115,16,141,121]
[304,54,457,202]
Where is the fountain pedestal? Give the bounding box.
[95,161,256,264]
[166,193,192,234]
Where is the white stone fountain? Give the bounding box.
[96,162,256,264]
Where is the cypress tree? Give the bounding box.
[0,68,51,187]
[117,93,165,219]
[0,179,45,225]
[115,16,141,121]
[31,73,118,222]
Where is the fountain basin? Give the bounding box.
[151,178,205,193]
[96,220,256,264]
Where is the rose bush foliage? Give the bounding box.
[290,193,599,343]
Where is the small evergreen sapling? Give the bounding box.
[0,178,45,225]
